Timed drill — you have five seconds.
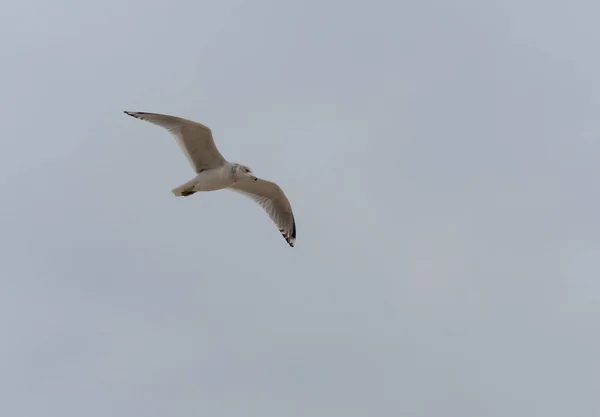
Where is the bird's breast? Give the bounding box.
[194,166,235,192]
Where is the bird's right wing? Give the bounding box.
[124,111,227,173]
[229,178,296,247]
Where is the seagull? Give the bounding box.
[124,111,296,247]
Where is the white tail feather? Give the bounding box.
[172,177,198,197]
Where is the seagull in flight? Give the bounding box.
[124,111,296,247]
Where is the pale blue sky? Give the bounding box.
[2,0,600,416]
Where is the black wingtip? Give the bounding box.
[282,218,296,247]
[124,111,154,121]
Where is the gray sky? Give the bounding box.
[2,0,600,415]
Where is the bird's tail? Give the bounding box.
[172,178,198,197]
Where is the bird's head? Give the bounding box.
[232,163,258,181]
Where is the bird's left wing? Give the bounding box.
[124,111,226,173]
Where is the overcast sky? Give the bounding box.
[2,0,600,416]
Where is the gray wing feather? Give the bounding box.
[229,178,296,247]
[124,111,226,172]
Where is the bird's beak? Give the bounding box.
[251,175,258,181]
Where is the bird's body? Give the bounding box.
[124,111,297,247]
[172,163,236,196]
